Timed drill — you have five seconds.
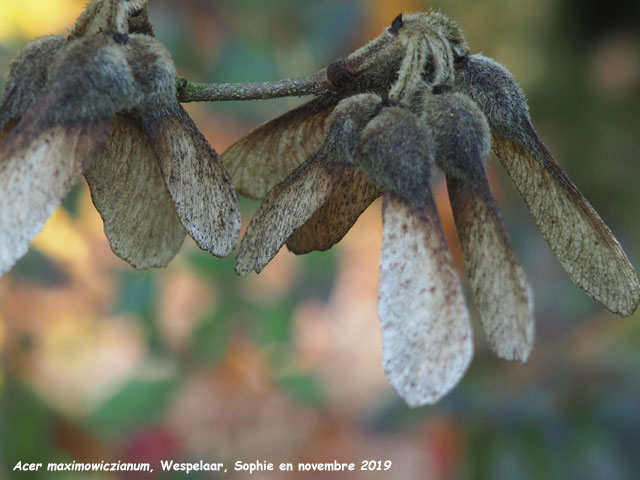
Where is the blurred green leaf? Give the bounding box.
[293,250,339,301]
[189,306,235,364]
[87,375,177,436]
[277,372,325,407]
[185,251,237,280]
[0,381,56,469]
[252,301,295,346]
[60,183,83,217]
[113,270,156,318]
[10,249,69,286]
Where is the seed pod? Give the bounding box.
[454,54,640,316]
[43,33,137,126]
[422,91,534,362]
[356,105,433,207]
[354,101,472,406]
[122,34,177,113]
[0,35,66,131]
[421,92,490,179]
[0,33,136,274]
[114,35,242,259]
[70,0,148,38]
[223,11,465,200]
[321,93,381,161]
[379,192,472,406]
[236,94,381,276]
[453,54,535,141]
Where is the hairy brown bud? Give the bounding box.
[454,53,640,317]
[0,36,66,130]
[127,4,154,36]
[223,11,469,201]
[420,92,491,182]
[356,105,433,206]
[453,54,531,141]
[122,34,177,113]
[70,0,148,38]
[42,33,136,126]
[321,93,381,162]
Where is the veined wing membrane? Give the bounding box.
[494,135,640,316]
[379,193,473,407]
[86,115,186,269]
[236,156,347,276]
[287,167,381,254]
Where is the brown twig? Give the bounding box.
[176,71,331,103]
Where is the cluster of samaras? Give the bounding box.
[1,1,638,407]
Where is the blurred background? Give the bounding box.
[1,0,640,478]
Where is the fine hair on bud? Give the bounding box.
[356,105,433,205]
[393,12,468,90]
[43,33,137,126]
[70,0,148,37]
[421,92,491,182]
[321,93,381,162]
[453,54,531,140]
[127,4,154,36]
[123,34,177,113]
[422,11,468,51]
[0,35,66,129]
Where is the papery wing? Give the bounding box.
[454,54,640,316]
[0,33,146,274]
[422,91,534,361]
[236,155,346,276]
[141,105,241,258]
[379,193,473,407]
[447,175,534,361]
[85,115,186,269]
[222,99,334,200]
[494,136,640,316]
[0,116,110,274]
[286,167,381,254]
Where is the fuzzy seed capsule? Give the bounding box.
[356,105,434,206]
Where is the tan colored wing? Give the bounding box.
[141,105,241,258]
[222,99,334,200]
[494,136,640,316]
[421,91,534,361]
[236,156,346,276]
[447,175,534,362]
[0,117,110,274]
[85,115,186,269]
[286,167,381,254]
[454,54,640,316]
[379,193,473,407]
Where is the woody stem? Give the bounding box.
[175,71,333,103]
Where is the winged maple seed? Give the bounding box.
[231,11,640,406]
[0,0,241,274]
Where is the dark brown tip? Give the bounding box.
[432,84,452,95]
[388,14,404,35]
[327,60,355,90]
[375,96,399,115]
[108,31,129,44]
[453,50,470,68]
